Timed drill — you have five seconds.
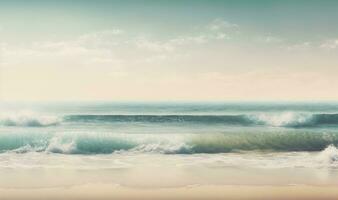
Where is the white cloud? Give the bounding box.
[0,19,251,69]
[2,21,338,101]
[257,35,284,43]
[2,20,335,74]
[0,29,128,68]
[77,29,124,47]
[207,19,239,31]
[169,35,208,45]
[285,41,312,51]
[320,39,338,49]
[132,19,237,50]
[134,37,175,52]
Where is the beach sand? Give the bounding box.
[1,184,338,200]
[1,152,338,200]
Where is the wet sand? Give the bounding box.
[1,152,338,200]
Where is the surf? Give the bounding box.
[1,131,338,155]
[2,112,338,128]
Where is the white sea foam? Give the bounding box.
[248,112,314,127]
[0,111,61,127]
[45,137,77,154]
[2,145,338,171]
[0,130,338,155]
[130,142,190,154]
[318,145,338,163]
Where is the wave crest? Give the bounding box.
[248,112,315,127]
[0,113,61,127]
[1,132,338,155]
[64,113,338,128]
[2,112,338,128]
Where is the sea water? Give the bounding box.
[1,102,338,188]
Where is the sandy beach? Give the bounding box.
[2,184,338,200]
[1,150,338,200]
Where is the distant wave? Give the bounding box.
[248,112,315,127]
[0,113,61,127]
[2,131,338,155]
[64,113,338,127]
[64,114,252,124]
[2,112,338,127]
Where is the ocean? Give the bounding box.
[1,102,338,190]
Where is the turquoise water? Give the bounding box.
[1,102,338,154]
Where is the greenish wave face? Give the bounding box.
[1,102,338,155]
[0,131,337,154]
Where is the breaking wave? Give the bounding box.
[318,145,338,164]
[0,113,61,127]
[2,112,338,128]
[1,131,338,155]
[64,112,338,127]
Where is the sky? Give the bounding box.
[0,0,338,101]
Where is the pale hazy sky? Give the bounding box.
[0,0,338,101]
